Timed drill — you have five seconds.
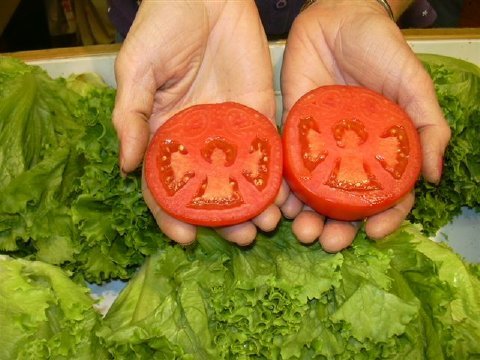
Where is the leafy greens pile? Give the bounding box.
[409,54,480,235]
[0,54,479,359]
[0,57,167,283]
[98,221,480,359]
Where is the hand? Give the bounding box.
[280,0,451,252]
[113,1,287,246]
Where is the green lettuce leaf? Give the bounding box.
[0,255,108,359]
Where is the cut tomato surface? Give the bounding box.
[145,102,283,227]
[282,85,422,221]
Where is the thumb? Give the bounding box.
[397,65,451,184]
[112,52,155,174]
[418,120,451,184]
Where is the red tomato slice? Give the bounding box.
[145,102,283,227]
[282,85,422,221]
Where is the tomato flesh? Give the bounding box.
[283,85,422,221]
[145,102,283,227]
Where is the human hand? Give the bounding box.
[280,0,451,252]
[113,1,288,245]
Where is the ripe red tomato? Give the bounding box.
[145,102,283,227]
[282,85,422,221]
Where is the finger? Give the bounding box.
[113,50,156,173]
[215,222,257,246]
[280,192,304,219]
[113,109,150,175]
[395,65,451,184]
[291,209,325,244]
[152,206,197,245]
[274,179,291,207]
[251,204,282,232]
[142,176,196,245]
[319,220,361,253]
[112,2,202,173]
[365,191,415,240]
[418,120,451,184]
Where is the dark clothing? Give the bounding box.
[399,0,438,28]
[254,0,303,37]
[108,0,139,39]
[107,0,458,40]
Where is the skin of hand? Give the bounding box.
[113,0,288,246]
[280,0,451,252]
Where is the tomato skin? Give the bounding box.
[282,85,422,221]
[145,102,283,227]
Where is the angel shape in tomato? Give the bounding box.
[282,85,422,221]
[145,102,283,227]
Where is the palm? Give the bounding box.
[282,4,425,111]
[152,19,274,131]
[117,2,274,133]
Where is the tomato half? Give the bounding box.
[145,102,283,227]
[282,85,422,221]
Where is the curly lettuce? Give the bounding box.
[0,57,167,283]
[410,54,480,235]
[97,221,480,359]
[0,255,108,359]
